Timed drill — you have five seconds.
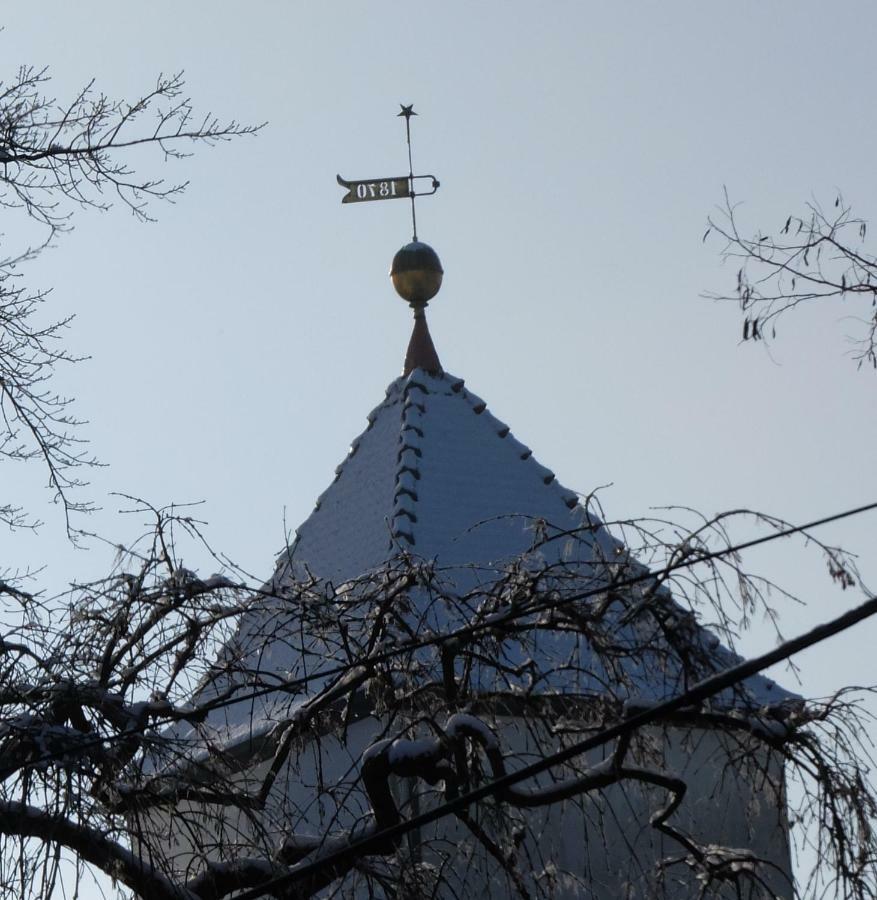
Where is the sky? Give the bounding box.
[2,2,877,896]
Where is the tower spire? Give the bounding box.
[403,306,442,376]
[336,104,444,374]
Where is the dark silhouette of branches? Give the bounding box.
[704,189,877,372]
[0,499,874,898]
[0,59,261,531]
[0,258,93,530]
[0,66,260,232]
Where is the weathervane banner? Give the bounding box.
[336,105,439,240]
[336,174,411,204]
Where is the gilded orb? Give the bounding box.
[390,241,443,306]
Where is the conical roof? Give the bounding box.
[178,358,794,755]
[276,367,615,586]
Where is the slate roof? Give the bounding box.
[274,368,616,585]
[169,363,797,755]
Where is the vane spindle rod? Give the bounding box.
[399,104,418,241]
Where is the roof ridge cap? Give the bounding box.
[388,377,429,549]
[400,369,587,521]
[402,367,456,386]
[407,370,591,540]
[450,381,584,511]
[282,378,412,566]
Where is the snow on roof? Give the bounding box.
[275,369,613,583]
[169,368,795,753]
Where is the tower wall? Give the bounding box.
[140,715,792,898]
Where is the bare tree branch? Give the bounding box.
[0,59,262,532]
[0,501,873,897]
[0,800,185,900]
[705,188,877,372]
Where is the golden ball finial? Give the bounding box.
[390,241,443,306]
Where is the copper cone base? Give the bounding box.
[404,309,442,376]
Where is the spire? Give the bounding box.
[404,307,441,375]
[336,106,446,378]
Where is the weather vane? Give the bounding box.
[337,103,444,353]
[336,104,440,242]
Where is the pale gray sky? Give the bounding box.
[3,3,877,895]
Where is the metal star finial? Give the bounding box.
[397,104,417,120]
